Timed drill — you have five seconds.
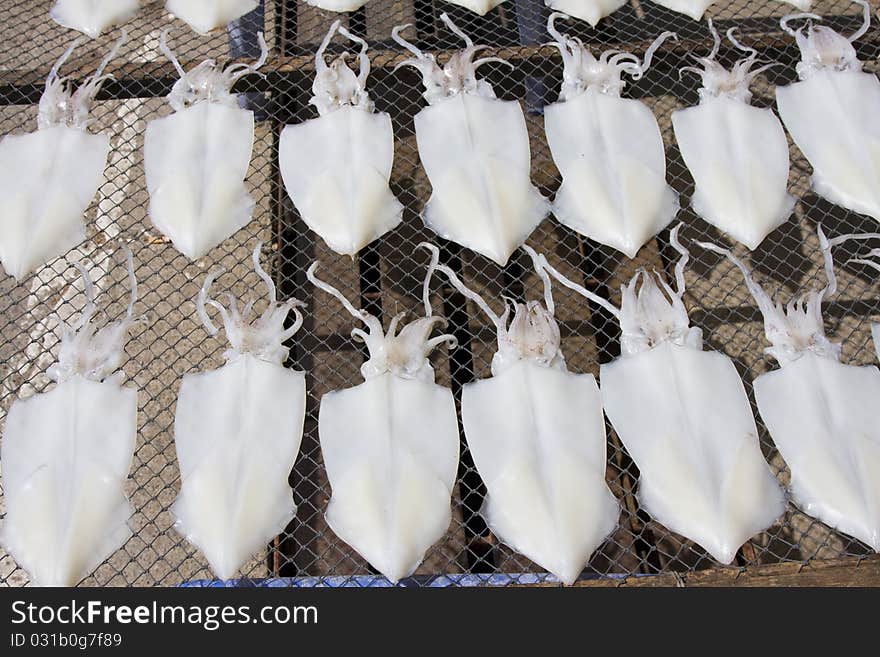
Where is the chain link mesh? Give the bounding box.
[0,0,878,587]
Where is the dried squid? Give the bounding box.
[0,33,124,280]
[544,1,625,27]
[423,243,619,584]
[439,0,507,15]
[166,0,259,34]
[541,226,786,564]
[544,13,679,258]
[1,249,141,586]
[144,30,267,260]
[698,227,880,552]
[393,15,549,266]
[673,22,794,250]
[775,1,880,221]
[651,0,717,22]
[172,244,307,580]
[51,0,140,38]
[306,256,459,584]
[280,22,403,257]
[304,0,369,12]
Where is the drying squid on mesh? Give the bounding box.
[438,0,507,16]
[306,258,459,584]
[650,0,717,22]
[775,1,880,221]
[393,15,549,266]
[698,227,880,552]
[166,0,258,34]
[1,249,141,586]
[50,0,139,38]
[0,33,124,281]
[304,0,369,13]
[144,31,267,261]
[781,0,813,9]
[672,21,794,250]
[544,13,679,259]
[172,244,307,580]
[424,244,618,584]
[544,0,625,27]
[540,226,785,564]
[280,22,402,257]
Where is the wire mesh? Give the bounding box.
[0,0,878,587]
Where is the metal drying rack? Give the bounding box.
[1,0,879,587]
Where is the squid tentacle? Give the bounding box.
[670,224,689,298]
[197,269,225,336]
[537,257,623,320]
[199,244,304,363]
[631,31,678,80]
[393,16,506,104]
[163,29,267,111]
[391,24,426,59]
[225,32,268,85]
[307,262,371,324]
[681,19,775,103]
[311,22,373,114]
[780,12,822,37]
[547,11,676,98]
[849,0,871,42]
[421,241,440,318]
[72,29,127,127]
[440,12,474,49]
[310,253,454,381]
[822,227,880,290]
[338,26,371,86]
[697,228,842,365]
[419,243,507,333]
[70,263,99,333]
[50,245,142,383]
[160,29,187,78]
[522,245,556,317]
[47,37,82,87]
[252,241,277,306]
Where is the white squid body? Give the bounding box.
[280,23,402,257]
[0,250,141,586]
[393,15,549,267]
[650,0,716,21]
[543,227,785,564]
[544,0,625,27]
[172,245,306,580]
[304,0,369,12]
[438,0,507,15]
[51,0,139,38]
[0,35,123,281]
[775,2,880,221]
[427,244,618,585]
[166,0,258,34]
[652,0,808,20]
[544,14,678,258]
[307,258,459,584]
[699,228,880,551]
[672,23,794,250]
[145,32,267,261]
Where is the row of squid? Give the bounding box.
[3,222,880,586]
[4,4,879,282]
[45,0,832,28]
[50,0,262,37]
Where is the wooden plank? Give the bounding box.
[518,554,880,587]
